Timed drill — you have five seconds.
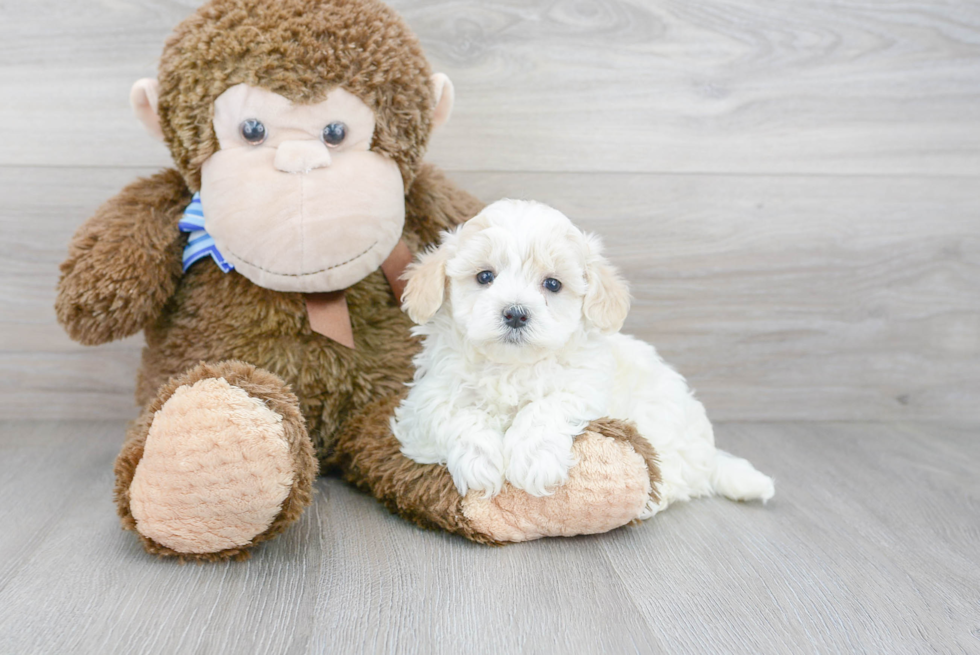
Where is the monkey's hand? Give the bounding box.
[56,169,191,345]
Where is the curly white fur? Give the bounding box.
[392,199,774,517]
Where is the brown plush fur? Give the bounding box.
[127,164,482,468]
[157,0,437,191]
[335,395,664,544]
[60,160,481,558]
[114,361,317,562]
[56,0,654,559]
[56,169,190,346]
[333,391,500,544]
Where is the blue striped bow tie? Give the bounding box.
[177,192,235,273]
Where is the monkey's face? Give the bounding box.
[199,84,406,293]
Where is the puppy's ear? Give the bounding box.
[583,235,631,334]
[401,244,450,324]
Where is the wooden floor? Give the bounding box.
[0,420,977,653]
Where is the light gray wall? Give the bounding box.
[1,0,978,421]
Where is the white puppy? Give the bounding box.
[392,199,774,517]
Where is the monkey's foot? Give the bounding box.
[115,361,317,561]
[462,419,661,541]
[335,394,660,544]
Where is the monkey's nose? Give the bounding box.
[502,305,530,329]
[274,140,332,174]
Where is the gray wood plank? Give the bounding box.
[1,0,979,175]
[600,422,980,653]
[3,166,977,422]
[0,419,977,653]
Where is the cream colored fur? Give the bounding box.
[201,84,406,293]
[461,431,651,541]
[129,378,295,553]
[393,199,775,516]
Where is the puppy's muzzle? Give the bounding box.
[502,305,530,329]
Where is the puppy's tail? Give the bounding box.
[711,450,775,503]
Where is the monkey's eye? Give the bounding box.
[476,270,495,285]
[543,278,562,293]
[239,119,267,144]
[322,122,347,147]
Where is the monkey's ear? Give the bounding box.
[430,73,455,130]
[401,244,450,324]
[583,234,631,334]
[130,78,164,142]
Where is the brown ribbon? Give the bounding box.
[304,239,413,349]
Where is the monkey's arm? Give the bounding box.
[402,163,485,249]
[56,169,191,346]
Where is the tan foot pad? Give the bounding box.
[461,431,652,542]
[129,378,294,554]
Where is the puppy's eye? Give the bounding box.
[476,270,495,285]
[240,119,267,144]
[322,122,347,147]
[543,278,562,293]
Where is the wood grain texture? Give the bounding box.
[1,0,979,174]
[2,166,977,421]
[0,420,977,653]
[1,2,977,650]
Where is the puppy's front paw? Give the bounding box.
[504,435,575,497]
[447,440,505,498]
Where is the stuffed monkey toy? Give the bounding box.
[55,0,662,561]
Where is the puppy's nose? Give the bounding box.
[502,305,530,329]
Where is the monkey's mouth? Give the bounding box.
[224,240,380,278]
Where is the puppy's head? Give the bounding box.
[402,199,630,360]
